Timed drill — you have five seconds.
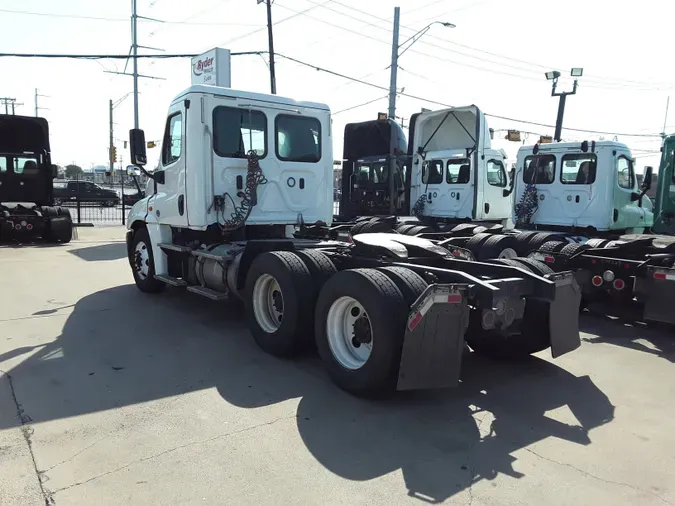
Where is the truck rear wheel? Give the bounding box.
[130,227,164,293]
[315,268,408,396]
[245,251,315,357]
[477,234,518,260]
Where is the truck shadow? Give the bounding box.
[1,285,615,503]
[68,242,127,262]
[580,314,675,363]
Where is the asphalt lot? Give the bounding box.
[1,227,674,505]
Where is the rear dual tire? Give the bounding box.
[246,251,427,395]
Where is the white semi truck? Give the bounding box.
[124,84,582,396]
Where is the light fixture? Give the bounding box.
[571,67,584,77]
[545,71,561,80]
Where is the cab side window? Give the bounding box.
[162,113,183,165]
[617,155,634,189]
[422,160,443,184]
[486,159,507,187]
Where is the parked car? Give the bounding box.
[53,180,120,207]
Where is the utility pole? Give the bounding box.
[387,7,401,214]
[109,99,115,174]
[34,88,48,117]
[0,98,22,115]
[661,96,670,138]
[132,0,139,128]
[258,0,277,94]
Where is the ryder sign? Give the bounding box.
[191,48,231,87]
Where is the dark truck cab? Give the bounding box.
[0,115,72,243]
[339,118,410,220]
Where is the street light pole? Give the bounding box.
[386,10,455,213]
[387,7,401,121]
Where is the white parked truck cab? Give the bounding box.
[407,105,512,225]
[513,140,654,234]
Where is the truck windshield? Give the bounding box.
[523,154,556,184]
[276,115,321,163]
[356,162,388,184]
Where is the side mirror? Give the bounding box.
[154,170,165,185]
[630,192,641,202]
[642,166,653,191]
[51,164,58,178]
[129,129,148,167]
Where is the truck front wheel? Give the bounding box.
[130,227,164,293]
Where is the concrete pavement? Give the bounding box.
[0,226,674,505]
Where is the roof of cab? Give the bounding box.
[518,140,631,154]
[171,85,331,112]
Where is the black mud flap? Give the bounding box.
[397,284,469,391]
[546,272,582,358]
[641,268,675,325]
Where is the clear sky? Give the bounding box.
[1,0,673,171]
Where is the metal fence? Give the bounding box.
[54,175,141,226]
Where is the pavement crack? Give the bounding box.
[1,370,55,505]
[524,448,672,505]
[52,413,297,495]
[44,434,113,472]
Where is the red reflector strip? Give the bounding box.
[654,272,667,280]
[544,255,555,263]
[452,250,461,257]
[408,312,423,331]
[447,294,462,304]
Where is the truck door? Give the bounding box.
[559,152,597,220]
[519,154,557,225]
[478,157,509,220]
[153,106,188,227]
[613,154,645,229]
[421,158,474,219]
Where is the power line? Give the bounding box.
[274,53,663,138]
[323,0,675,90]
[333,94,388,115]
[215,0,334,47]
[0,7,263,26]
[0,51,263,59]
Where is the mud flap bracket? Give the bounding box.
[397,284,469,391]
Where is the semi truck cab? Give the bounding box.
[514,140,653,233]
[407,105,512,225]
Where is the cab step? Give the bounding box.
[187,285,229,300]
[154,274,187,287]
[158,243,193,253]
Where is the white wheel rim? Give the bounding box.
[326,296,373,370]
[252,274,284,333]
[134,241,150,279]
[498,247,518,259]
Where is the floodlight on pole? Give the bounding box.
[546,68,583,142]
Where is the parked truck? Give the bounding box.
[124,84,582,396]
[0,115,73,243]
